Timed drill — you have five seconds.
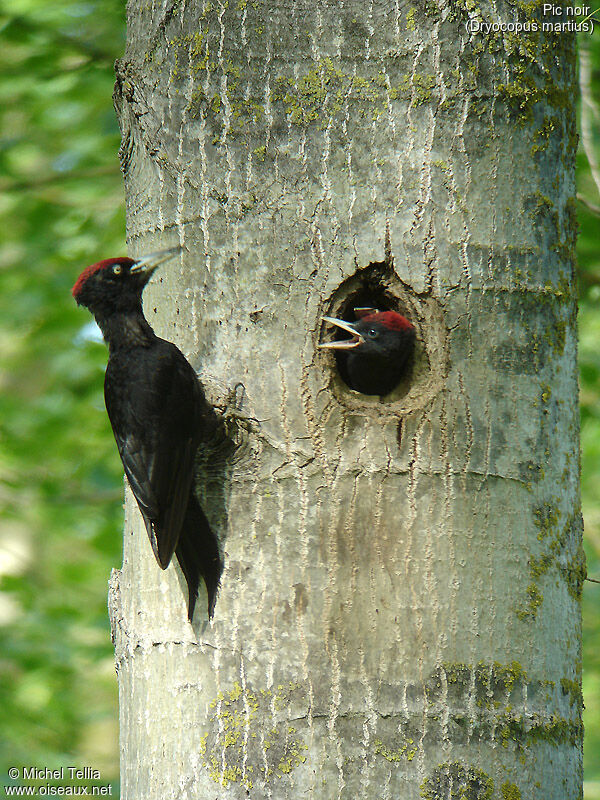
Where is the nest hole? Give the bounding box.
[319,259,445,413]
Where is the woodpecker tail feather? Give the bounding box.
[175,495,223,620]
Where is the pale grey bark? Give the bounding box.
[109,2,583,798]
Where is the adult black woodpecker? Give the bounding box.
[319,308,416,396]
[72,247,224,620]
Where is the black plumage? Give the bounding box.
[73,248,223,619]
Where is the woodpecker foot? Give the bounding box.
[217,382,261,440]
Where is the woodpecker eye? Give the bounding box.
[112,264,123,275]
[366,328,378,339]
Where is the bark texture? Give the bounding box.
[109,2,583,798]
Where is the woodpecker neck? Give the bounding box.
[95,308,157,351]
[346,350,391,391]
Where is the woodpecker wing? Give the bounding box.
[104,340,202,569]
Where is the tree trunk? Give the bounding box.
[109,2,583,798]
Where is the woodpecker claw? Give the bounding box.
[216,383,261,441]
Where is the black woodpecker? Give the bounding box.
[72,247,224,620]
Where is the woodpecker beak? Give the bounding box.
[130,246,182,277]
[318,316,365,350]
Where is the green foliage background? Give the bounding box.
[0,0,125,790]
[0,1,598,795]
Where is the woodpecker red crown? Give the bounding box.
[361,311,415,332]
[72,258,134,298]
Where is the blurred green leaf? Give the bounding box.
[0,0,125,786]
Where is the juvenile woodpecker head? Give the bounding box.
[72,247,181,316]
[319,309,416,396]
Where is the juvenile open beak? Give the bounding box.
[130,246,182,276]
[318,316,365,350]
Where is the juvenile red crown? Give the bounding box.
[72,258,134,298]
[362,311,415,332]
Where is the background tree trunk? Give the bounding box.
[109,2,583,798]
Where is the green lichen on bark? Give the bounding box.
[522,193,577,281]
[438,661,529,710]
[420,762,493,800]
[501,781,522,800]
[494,710,582,749]
[155,4,440,138]
[373,737,418,763]
[557,195,579,265]
[431,662,581,754]
[516,503,584,620]
[201,681,307,789]
[445,0,574,123]
[531,114,559,154]
[269,59,436,128]
[560,678,584,712]
[516,582,544,620]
